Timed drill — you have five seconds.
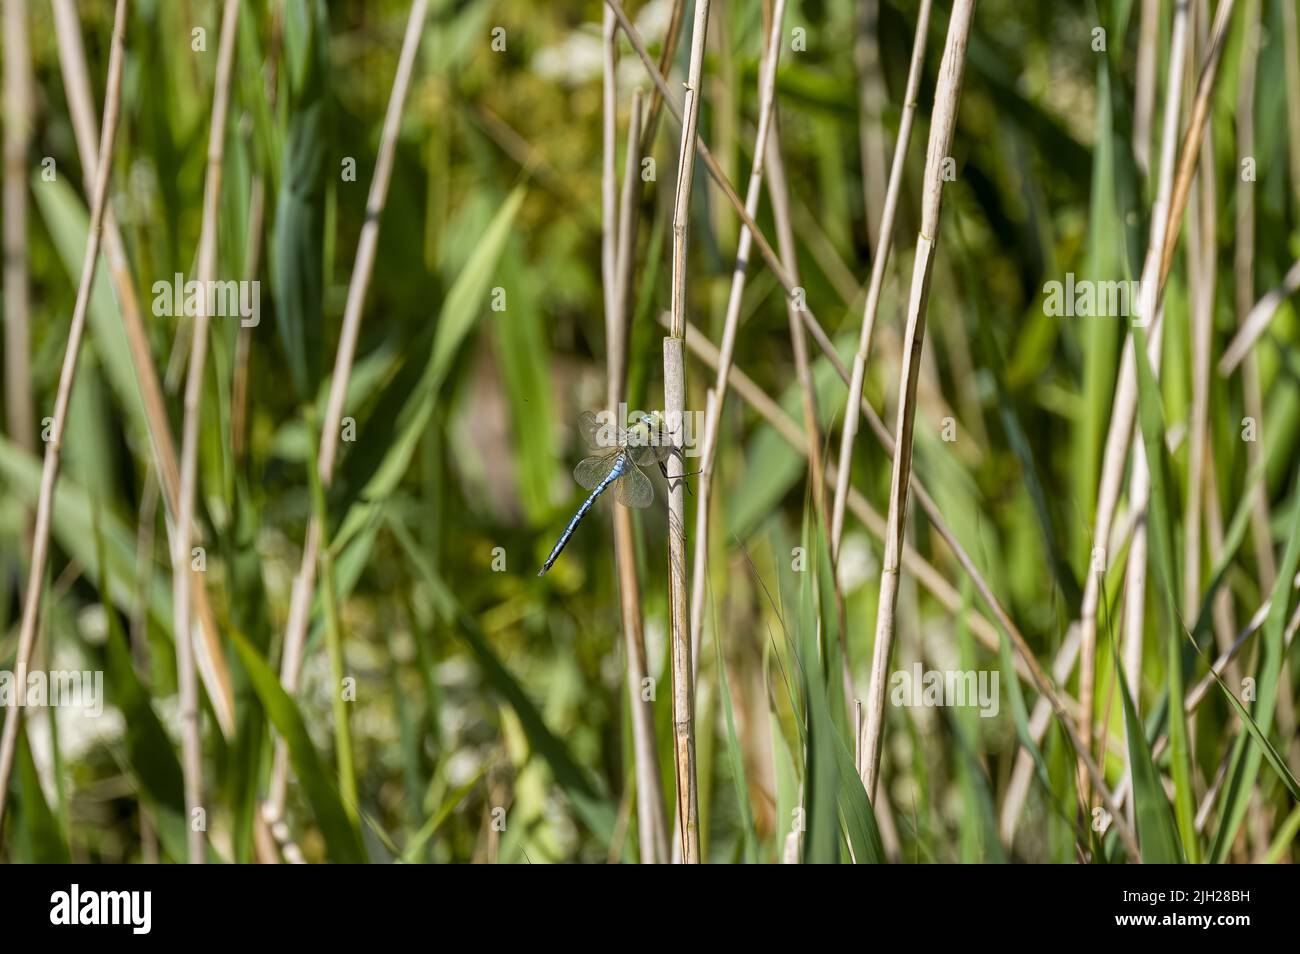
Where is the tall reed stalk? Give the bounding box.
[0,0,128,835]
[687,0,786,681]
[3,0,34,459]
[265,0,430,835]
[664,0,711,865]
[830,0,933,561]
[860,0,977,801]
[603,31,669,858]
[172,0,241,864]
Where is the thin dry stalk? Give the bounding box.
[687,0,786,678]
[763,120,832,536]
[637,0,688,158]
[1157,0,1237,286]
[663,0,710,865]
[3,0,34,456]
[1118,0,1193,757]
[608,79,669,863]
[172,0,241,864]
[1132,0,1159,177]
[614,90,645,337]
[854,0,888,251]
[602,8,620,342]
[607,0,790,297]
[265,0,430,832]
[831,0,933,560]
[50,0,235,736]
[1219,256,1300,373]
[1078,0,1190,783]
[860,0,977,801]
[765,119,852,707]
[0,0,128,834]
[1119,0,1213,813]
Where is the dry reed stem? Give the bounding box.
[607,77,669,863]
[602,9,620,343]
[764,116,843,640]
[50,0,236,736]
[265,0,429,830]
[831,0,933,560]
[860,0,977,802]
[1157,0,1237,287]
[1118,0,1192,769]
[1132,0,1159,177]
[763,118,856,720]
[687,0,786,679]
[637,0,688,158]
[172,0,241,864]
[853,0,889,252]
[663,0,710,866]
[3,0,34,456]
[0,0,128,835]
[1078,0,1189,787]
[1219,256,1300,373]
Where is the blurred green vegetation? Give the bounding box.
[1,0,1299,863]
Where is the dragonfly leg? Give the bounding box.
[658,459,703,496]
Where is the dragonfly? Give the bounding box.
[538,410,672,576]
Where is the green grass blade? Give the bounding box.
[230,628,368,863]
[1111,630,1183,863]
[1132,326,1198,862]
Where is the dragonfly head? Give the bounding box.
[625,413,664,449]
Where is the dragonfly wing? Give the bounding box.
[614,461,654,508]
[628,442,660,467]
[578,410,622,452]
[574,453,617,491]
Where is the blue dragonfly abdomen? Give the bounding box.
[538,453,629,576]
